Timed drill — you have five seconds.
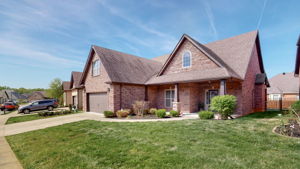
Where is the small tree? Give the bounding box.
[46,78,63,105]
[210,95,237,120]
[132,101,149,116]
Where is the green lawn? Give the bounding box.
[6,111,300,169]
[5,111,82,124]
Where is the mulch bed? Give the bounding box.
[111,114,175,120]
[274,120,300,138]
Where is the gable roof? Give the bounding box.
[157,34,240,78]
[80,31,268,86]
[295,35,300,75]
[267,72,299,94]
[148,31,268,85]
[0,90,26,100]
[80,45,163,85]
[62,81,71,91]
[70,72,83,89]
[205,30,265,79]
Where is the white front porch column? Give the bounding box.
[219,79,227,95]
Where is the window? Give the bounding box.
[272,94,281,100]
[182,51,191,68]
[92,60,100,76]
[165,89,175,108]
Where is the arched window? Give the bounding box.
[182,51,191,68]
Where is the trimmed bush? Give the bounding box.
[198,111,214,119]
[156,109,166,118]
[116,109,130,118]
[170,110,180,117]
[210,95,237,120]
[104,111,115,118]
[149,108,157,115]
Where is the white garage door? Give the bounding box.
[88,93,108,113]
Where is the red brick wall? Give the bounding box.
[147,80,242,114]
[106,84,146,112]
[241,44,266,115]
[162,39,219,75]
[82,53,111,111]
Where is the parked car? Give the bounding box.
[18,99,58,114]
[0,102,19,111]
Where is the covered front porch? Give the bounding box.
[146,79,242,114]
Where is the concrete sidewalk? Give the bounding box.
[0,111,23,169]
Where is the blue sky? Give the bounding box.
[0,0,299,88]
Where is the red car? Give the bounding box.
[0,102,19,111]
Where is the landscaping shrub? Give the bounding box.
[170,110,180,117]
[116,109,130,118]
[156,109,166,118]
[38,111,46,116]
[198,111,214,119]
[291,100,300,111]
[104,111,115,118]
[132,101,149,116]
[68,104,72,111]
[149,108,157,115]
[63,110,72,114]
[210,95,237,120]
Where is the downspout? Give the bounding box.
[120,84,122,110]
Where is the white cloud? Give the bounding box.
[202,1,218,40]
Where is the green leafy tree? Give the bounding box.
[46,78,63,104]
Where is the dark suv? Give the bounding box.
[18,99,58,114]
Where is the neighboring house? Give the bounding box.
[78,30,268,115]
[70,72,84,110]
[267,72,299,100]
[294,35,300,98]
[62,81,72,106]
[27,91,47,102]
[0,90,26,103]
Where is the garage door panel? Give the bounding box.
[88,93,108,113]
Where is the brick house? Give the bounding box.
[268,72,299,100]
[76,30,268,115]
[62,81,72,106]
[27,91,47,102]
[295,35,300,98]
[69,72,84,110]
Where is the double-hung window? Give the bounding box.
[182,51,191,68]
[165,89,175,108]
[92,59,100,76]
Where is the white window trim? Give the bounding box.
[182,50,192,68]
[272,94,281,100]
[165,89,175,108]
[92,59,100,76]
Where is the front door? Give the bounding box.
[205,90,219,110]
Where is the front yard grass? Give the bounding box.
[6,111,300,169]
[5,111,82,124]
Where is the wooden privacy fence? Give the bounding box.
[267,99,298,110]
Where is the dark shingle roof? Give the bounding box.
[146,68,231,85]
[92,45,163,84]
[71,72,83,88]
[62,81,71,90]
[148,31,266,84]
[267,72,299,94]
[81,31,267,85]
